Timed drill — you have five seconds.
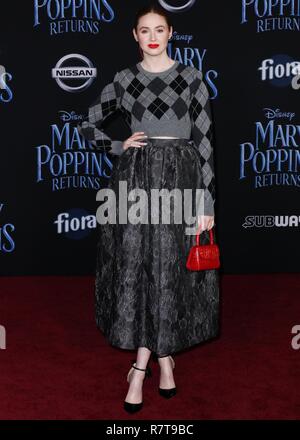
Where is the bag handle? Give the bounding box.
[195,226,214,246]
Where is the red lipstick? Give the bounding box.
[148,44,159,48]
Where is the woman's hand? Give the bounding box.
[123,132,148,151]
[197,215,215,232]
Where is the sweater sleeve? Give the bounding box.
[77,71,124,156]
[189,69,216,216]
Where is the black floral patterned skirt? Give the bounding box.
[95,138,220,355]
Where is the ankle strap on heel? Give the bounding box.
[132,364,147,372]
[131,360,152,377]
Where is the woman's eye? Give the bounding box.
[140,29,164,33]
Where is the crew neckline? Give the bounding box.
[137,60,179,75]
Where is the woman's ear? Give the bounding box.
[132,28,138,42]
[168,26,173,40]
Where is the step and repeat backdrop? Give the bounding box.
[1,0,299,275]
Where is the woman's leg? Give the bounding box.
[124,347,152,404]
[157,354,176,389]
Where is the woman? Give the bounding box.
[78,3,219,414]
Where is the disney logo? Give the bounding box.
[59,111,84,122]
[170,32,193,44]
[263,108,295,121]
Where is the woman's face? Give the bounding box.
[133,12,172,58]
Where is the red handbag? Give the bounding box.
[186,226,220,271]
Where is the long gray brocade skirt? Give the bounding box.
[95,138,220,355]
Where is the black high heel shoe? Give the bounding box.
[123,359,152,414]
[157,354,177,399]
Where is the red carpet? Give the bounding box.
[0,274,299,419]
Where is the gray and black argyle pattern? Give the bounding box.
[77,60,215,216]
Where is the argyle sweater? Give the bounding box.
[78,60,215,216]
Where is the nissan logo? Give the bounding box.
[158,0,196,13]
[52,54,97,93]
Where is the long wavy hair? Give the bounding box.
[133,2,173,60]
